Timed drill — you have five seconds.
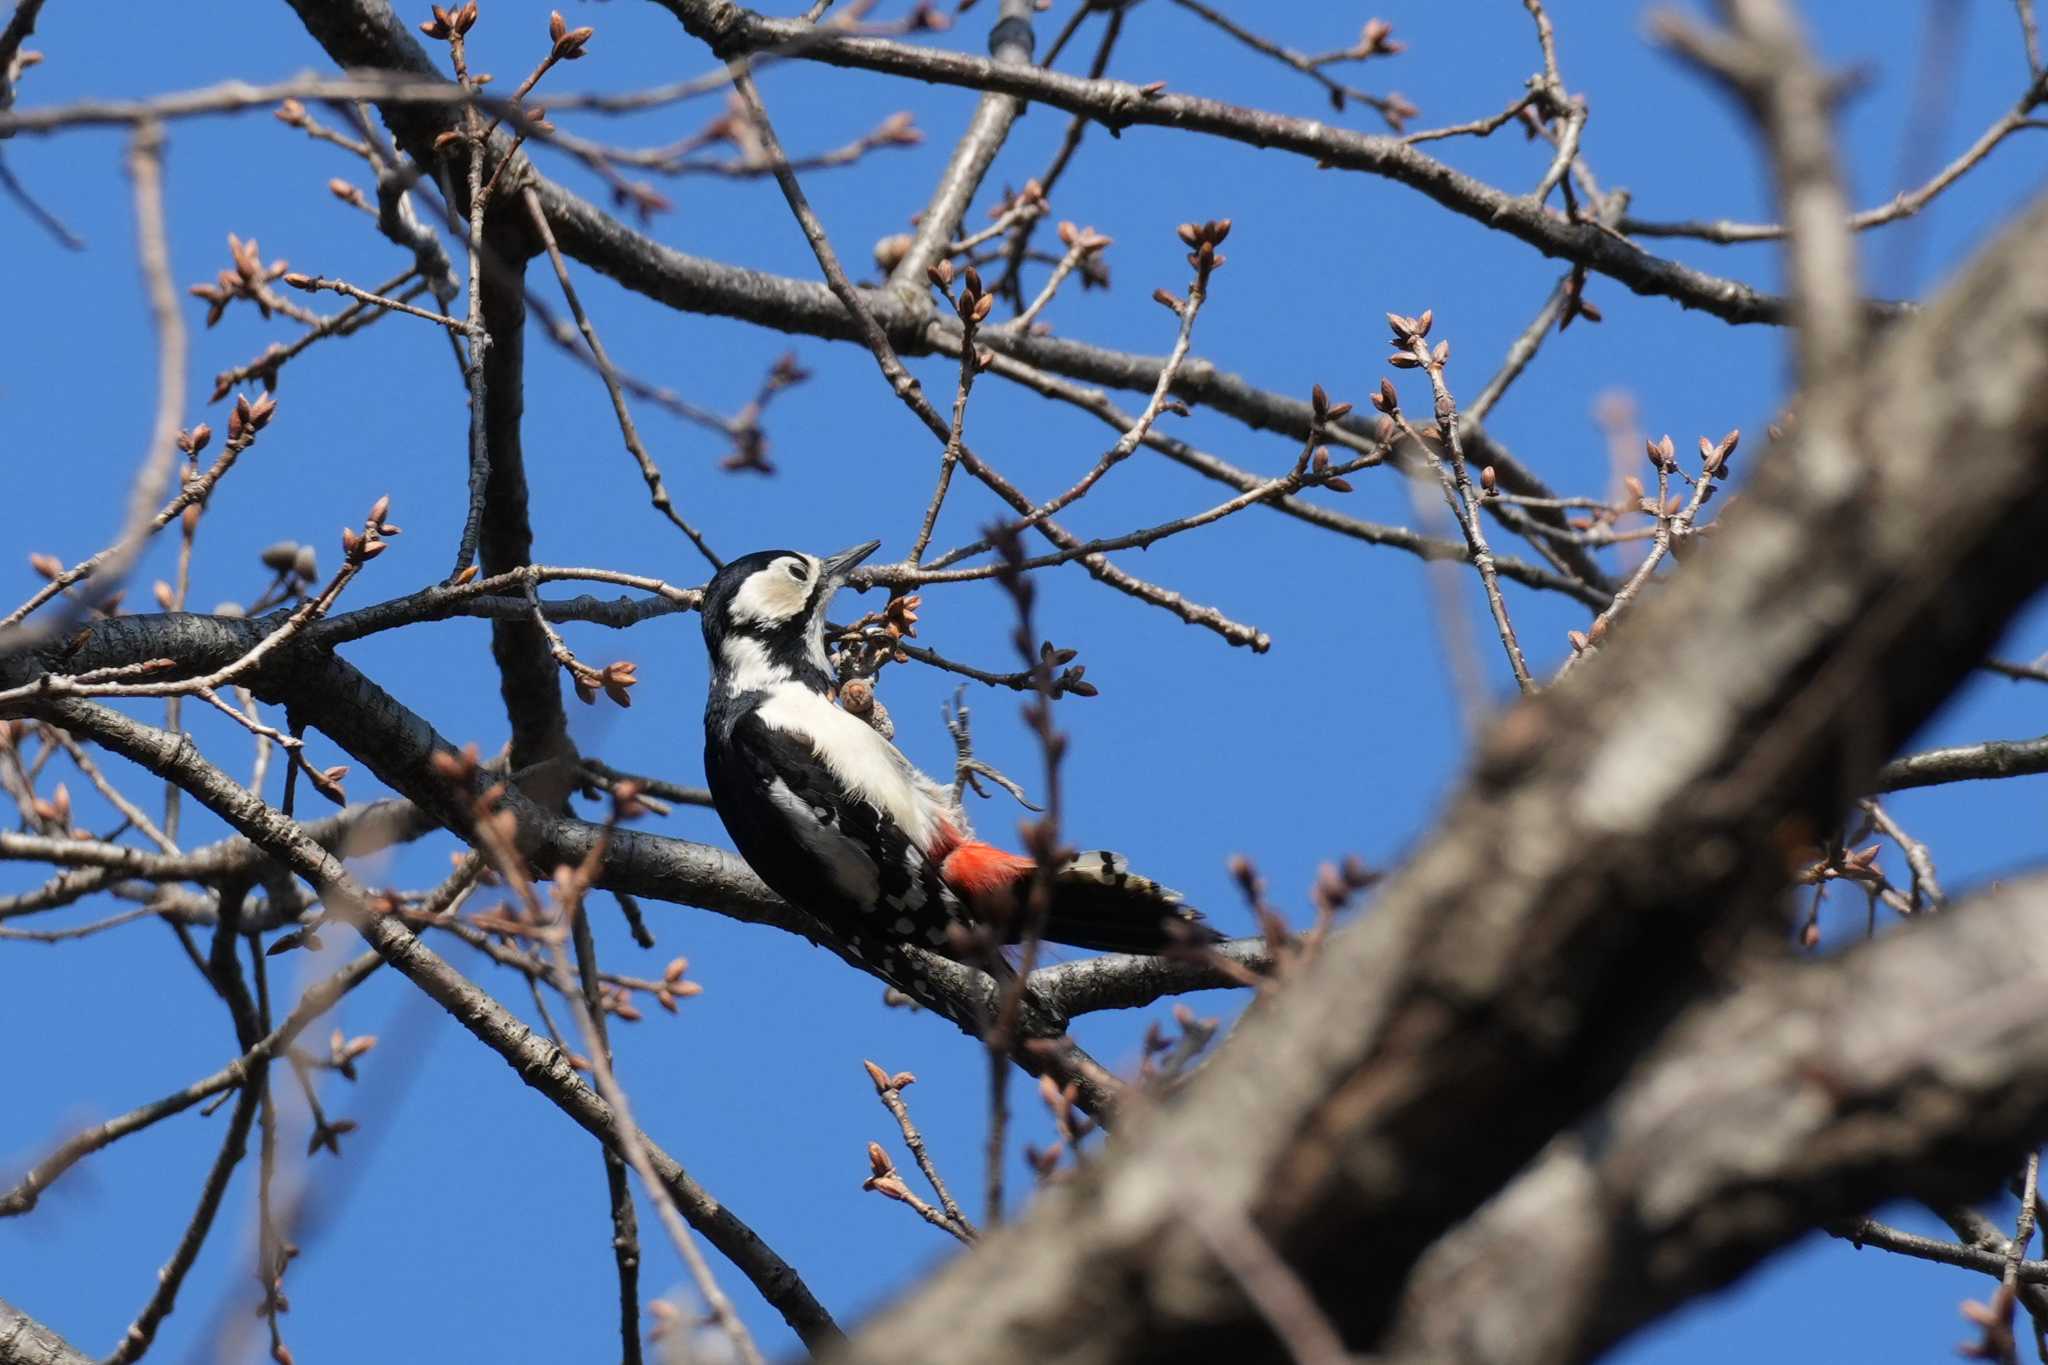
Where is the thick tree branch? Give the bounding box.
[841,188,2048,1363]
[272,0,1608,594]
[887,0,1035,288]
[0,610,1260,1033]
[0,1296,89,1365]
[653,0,1858,328]
[1387,874,2048,1365]
[19,693,845,1354]
[1876,733,2048,792]
[1662,0,1862,386]
[467,216,577,784]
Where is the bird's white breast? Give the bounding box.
[754,682,942,846]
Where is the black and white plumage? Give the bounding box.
[700,541,1215,999]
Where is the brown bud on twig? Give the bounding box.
[549,11,594,59]
[873,111,921,147]
[1703,427,1739,478]
[329,178,371,212]
[1361,17,1403,55]
[600,660,638,707]
[874,233,913,272]
[610,779,649,821]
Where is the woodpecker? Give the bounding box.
[700,540,1215,1000]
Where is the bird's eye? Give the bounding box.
[786,561,808,581]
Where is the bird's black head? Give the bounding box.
[700,540,880,696]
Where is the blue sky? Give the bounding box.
[3,2,2045,1361]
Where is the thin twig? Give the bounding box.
[102,1066,261,1364]
[728,66,1270,650]
[1393,319,1534,692]
[886,0,1035,288]
[0,951,382,1218]
[907,277,985,565]
[1166,0,1411,131]
[0,122,182,643]
[448,29,492,580]
[279,272,467,329]
[522,186,720,568]
[2010,1155,2042,1296]
[1622,70,2047,242]
[929,239,1209,568]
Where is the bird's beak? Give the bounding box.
[821,539,881,581]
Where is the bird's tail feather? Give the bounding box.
[1034,851,1220,955]
[939,841,1221,954]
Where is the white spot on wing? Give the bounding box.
[765,777,880,903]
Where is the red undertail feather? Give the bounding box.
[938,840,1036,899]
[936,838,1221,954]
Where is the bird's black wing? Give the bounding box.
[707,708,962,993]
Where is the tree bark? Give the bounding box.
[838,189,2048,1363]
[1386,874,2048,1365]
[0,1298,90,1365]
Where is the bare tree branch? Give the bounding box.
[1387,873,2048,1365]
[843,186,2048,1364]
[652,0,1865,327]
[0,1295,90,1365]
[18,692,846,1354]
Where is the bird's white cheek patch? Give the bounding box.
[729,565,812,627]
